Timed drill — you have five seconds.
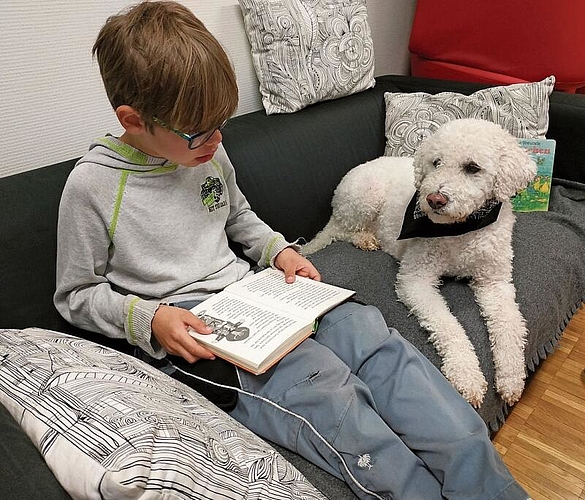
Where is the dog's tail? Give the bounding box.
[300,220,341,255]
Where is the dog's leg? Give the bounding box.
[471,280,527,405]
[302,219,380,255]
[301,219,341,255]
[396,268,488,407]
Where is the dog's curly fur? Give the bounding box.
[302,118,537,407]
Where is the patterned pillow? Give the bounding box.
[0,328,326,500]
[384,76,555,157]
[238,0,375,114]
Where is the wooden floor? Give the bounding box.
[493,305,585,499]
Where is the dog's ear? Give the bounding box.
[412,144,427,190]
[493,141,537,201]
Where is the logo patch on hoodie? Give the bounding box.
[200,176,227,212]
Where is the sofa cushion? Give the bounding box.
[383,76,555,157]
[306,180,585,431]
[238,0,375,114]
[0,328,327,500]
[374,75,585,184]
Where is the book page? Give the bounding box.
[189,292,310,367]
[225,269,355,319]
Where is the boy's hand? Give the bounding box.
[274,247,321,283]
[151,305,215,363]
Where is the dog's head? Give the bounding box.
[412,118,537,223]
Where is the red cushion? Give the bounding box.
[409,0,585,93]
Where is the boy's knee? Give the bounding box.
[320,302,387,332]
[316,302,397,354]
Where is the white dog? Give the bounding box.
[302,118,537,407]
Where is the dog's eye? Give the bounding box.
[432,158,441,168]
[464,162,481,174]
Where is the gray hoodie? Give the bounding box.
[54,136,290,358]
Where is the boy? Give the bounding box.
[55,2,528,498]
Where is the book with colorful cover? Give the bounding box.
[512,138,556,212]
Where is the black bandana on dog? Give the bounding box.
[397,192,502,240]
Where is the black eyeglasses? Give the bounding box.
[152,117,227,150]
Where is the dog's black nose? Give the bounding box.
[426,193,449,209]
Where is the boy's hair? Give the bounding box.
[93,1,238,134]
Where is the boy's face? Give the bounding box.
[117,106,223,167]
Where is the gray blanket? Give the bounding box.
[307,180,585,432]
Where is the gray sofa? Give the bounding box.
[1,75,584,499]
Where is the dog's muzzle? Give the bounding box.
[397,192,503,240]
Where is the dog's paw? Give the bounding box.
[353,232,380,251]
[456,376,488,409]
[494,356,526,405]
[495,374,525,406]
[442,359,488,408]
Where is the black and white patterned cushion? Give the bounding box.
[238,0,375,114]
[384,76,555,157]
[0,328,326,499]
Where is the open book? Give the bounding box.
[188,268,355,375]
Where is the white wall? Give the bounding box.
[0,0,416,179]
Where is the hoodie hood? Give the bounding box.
[77,136,178,173]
